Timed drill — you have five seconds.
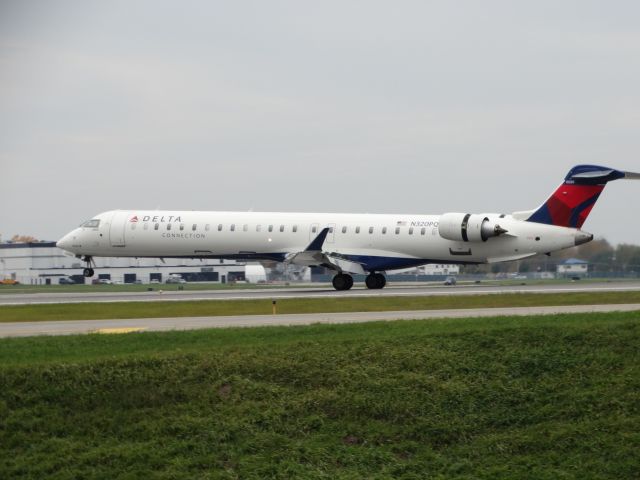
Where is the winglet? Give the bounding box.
[305,227,330,251]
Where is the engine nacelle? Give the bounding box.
[438,213,508,242]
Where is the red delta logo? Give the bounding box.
[130,215,139,223]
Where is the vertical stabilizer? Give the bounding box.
[525,165,633,228]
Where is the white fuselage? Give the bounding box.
[57,209,584,273]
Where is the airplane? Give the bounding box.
[57,164,638,291]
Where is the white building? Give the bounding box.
[393,264,461,276]
[557,258,589,278]
[0,241,249,285]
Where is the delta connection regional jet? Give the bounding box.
[57,165,639,291]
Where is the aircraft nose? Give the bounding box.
[56,233,72,251]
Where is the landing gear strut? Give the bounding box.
[82,256,95,277]
[365,272,386,289]
[332,273,354,291]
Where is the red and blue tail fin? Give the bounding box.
[526,165,633,229]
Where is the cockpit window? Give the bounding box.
[81,219,100,228]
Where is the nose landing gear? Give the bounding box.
[82,256,95,277]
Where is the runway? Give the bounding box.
[1,303,639,337]
[1,281,640,305]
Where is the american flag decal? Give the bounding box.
[130,216,139,223]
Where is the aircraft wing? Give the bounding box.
[286,228,367,275]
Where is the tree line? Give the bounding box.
[465,238,640,276]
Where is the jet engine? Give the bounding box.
[438,213,508,242]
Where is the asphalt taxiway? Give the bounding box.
[1,303,639,337]
[1,281,640,305]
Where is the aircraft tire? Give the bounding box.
[365,273,386,289]
[345,274,354,290]
[83,268,95,278]
[332,273,353,291]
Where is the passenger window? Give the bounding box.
[243,224,248,232]
[268,225,273,232]
[395,227,400,234]
[355,226,360,234]
[230,224,235,232]
[421,227,426,235]
[409,227,414,235]
[369,227,373,234]
[179,224,185,231]
[167,224,172,231]
[312,226,317,233]
[293,225,298,233]
[218,224,223,231]
[205,224,210,231]
[342,226,347,234]
[154,223,159,230]
[329,227,334,233]
[279,225,284,232]
[192,224,197,231]
[382,227,387,234]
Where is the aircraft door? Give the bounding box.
[109,211,130,247]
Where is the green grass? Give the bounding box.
[2,291,640,323]
[0,312,638,479]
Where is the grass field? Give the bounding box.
[2,290,640,323]
[1,312,638,479]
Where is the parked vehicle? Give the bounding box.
[59,277,75,285]
[444,276,457,286]
[166,276,187,284]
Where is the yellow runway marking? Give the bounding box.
[94,327,147,334]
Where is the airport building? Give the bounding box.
[1,241,459,285]
[557,258,589,278]
[0,241,250,285]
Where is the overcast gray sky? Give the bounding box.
[2,1,639,245]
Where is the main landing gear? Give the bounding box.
[332,273,354,291]
[331,272,387,291]
[82,256,95,277]
[365,272,386,290]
